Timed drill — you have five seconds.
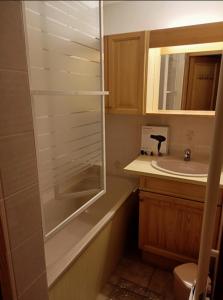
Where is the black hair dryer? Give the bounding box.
[150,134,166,156]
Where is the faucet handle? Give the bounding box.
[184,148,191,161]
[184,148,191,154]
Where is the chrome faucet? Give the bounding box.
[184,148,191,161]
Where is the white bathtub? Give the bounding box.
[45,175,137,289]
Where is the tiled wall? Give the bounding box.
[0,2,48,300]
[106,114,214,176]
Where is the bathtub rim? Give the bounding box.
[46,176,138,288]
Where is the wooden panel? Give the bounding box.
[139,176,223,204]
[144,245,197,263]
[139,176,207,202]
[139,191,203,260]
[139,191,221,264]
[150,22,223,48]
[106,31,148,114]
[142,251,182,270]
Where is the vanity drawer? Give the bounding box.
[140,176,209,202]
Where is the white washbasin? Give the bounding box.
[151,158,208,177]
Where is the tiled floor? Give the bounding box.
[97,254,174,300]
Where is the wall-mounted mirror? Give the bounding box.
[147,42,223,114]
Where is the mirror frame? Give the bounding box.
[145,21,223,116]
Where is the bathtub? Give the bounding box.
[46,175,138,299]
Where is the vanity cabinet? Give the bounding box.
[139,176,222,267]
[104,31,148,114]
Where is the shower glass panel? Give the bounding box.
[23,1,105,237]
[24,0,101,92]
[33,94,104,236]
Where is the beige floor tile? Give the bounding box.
[101,254,174,300]
[110,287,146,300]
[117,279,148,297]
[109,271,121,285]
[148,269,173,295]
[147,291,164,300]
[115,258,154,287]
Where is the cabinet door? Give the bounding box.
[106,31,148,114]
[139,191,204,262]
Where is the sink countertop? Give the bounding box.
[124,155,223,187]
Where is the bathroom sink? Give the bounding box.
[151,158,208,177]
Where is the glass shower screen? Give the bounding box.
[23,1,106,237]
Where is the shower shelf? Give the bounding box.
[31,90,109,96]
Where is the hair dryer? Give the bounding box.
[150,134,166,155]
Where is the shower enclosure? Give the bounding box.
[23,0,106,238]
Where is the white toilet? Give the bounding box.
[173,263,198,300]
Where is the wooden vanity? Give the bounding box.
[139,176,222,268]
[124,156,223,268]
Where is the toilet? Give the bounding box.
[174,263,198,300]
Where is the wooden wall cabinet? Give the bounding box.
[139,177,222,267]
[104,22,223,116]
[104,31,148,114]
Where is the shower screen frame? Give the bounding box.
[22,0,107,239]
